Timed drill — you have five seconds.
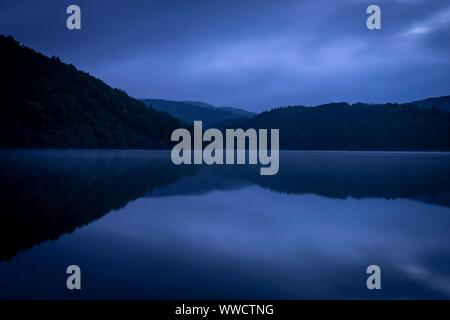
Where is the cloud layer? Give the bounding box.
[1,0,449,111]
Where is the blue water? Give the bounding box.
[0,150,450,299]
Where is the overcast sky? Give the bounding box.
[1,0,449,111]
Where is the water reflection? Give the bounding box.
[0,150,197,261]
[0,150,450,299]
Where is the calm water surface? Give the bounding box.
[0,150,450,299]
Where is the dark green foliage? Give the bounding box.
[234,102,450,150]
[0,35,183,148]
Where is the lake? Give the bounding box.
[1,150,450,299]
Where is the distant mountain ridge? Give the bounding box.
[0,35,182,148]
[1,35,449,151]
[412,95,450,112]
[141,99,255,127]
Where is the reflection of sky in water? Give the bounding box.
[1,184,450,299]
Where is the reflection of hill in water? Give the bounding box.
[1,150,450,261]
[0,150,197,261]
[149,152,450,207]
[147,169,252,197]
[252,152,450,207]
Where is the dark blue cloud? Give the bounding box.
[1,0,449,111]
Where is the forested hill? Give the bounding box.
[413,96,450,112]
[232,103,450,150]
[0,35,182,148]
[1,35,449,151]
